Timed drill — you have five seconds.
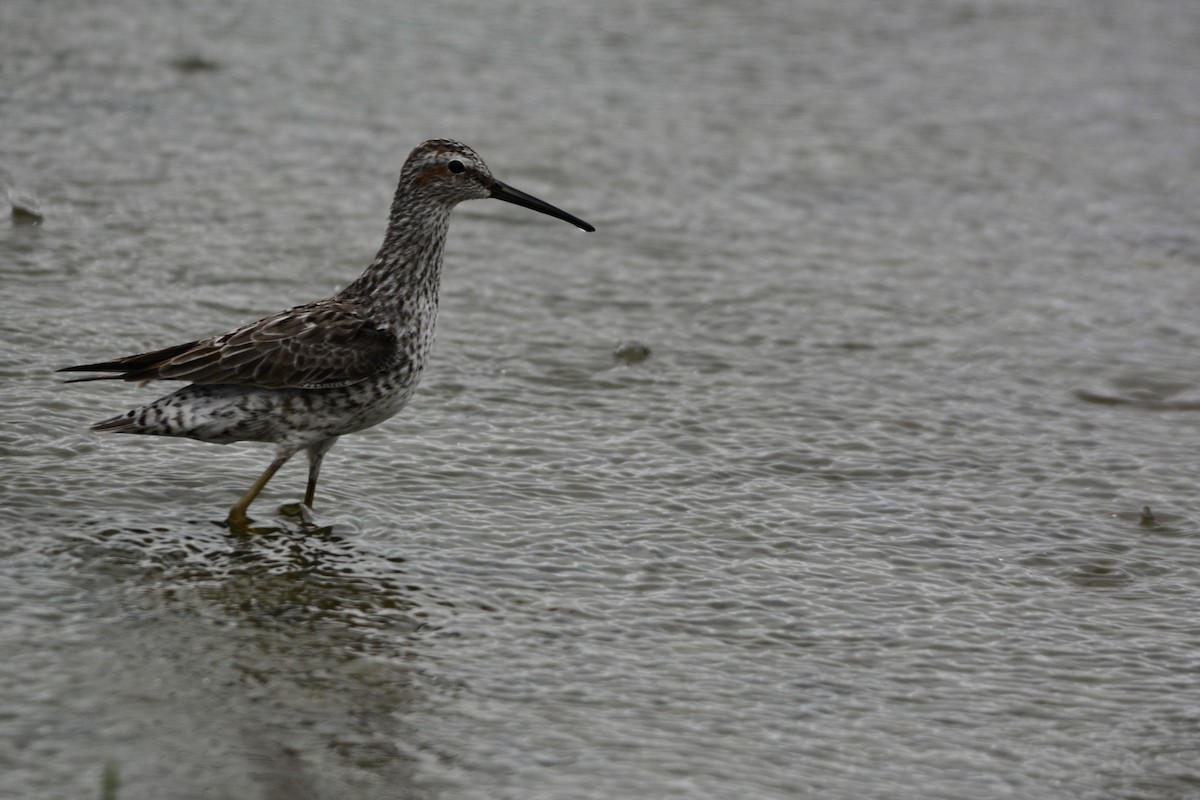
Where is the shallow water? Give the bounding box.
[3,1,1200,798]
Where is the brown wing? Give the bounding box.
[60,301,399,389]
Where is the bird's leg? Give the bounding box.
[303,436,339,509]
[227,449,296,530]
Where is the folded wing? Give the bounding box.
[60,301,399,389]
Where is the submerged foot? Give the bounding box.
[225,506,268,535]
[278,502,315,525]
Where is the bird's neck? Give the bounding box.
[341,191,452,319]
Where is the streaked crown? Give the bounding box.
[401,139,494,202]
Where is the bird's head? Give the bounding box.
[401,139,594,231]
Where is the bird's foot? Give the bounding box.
[278,502,315,525]
[226,507,252,531]
[225,503,325,536]
[225,507,280,536]
[279,502,336,535]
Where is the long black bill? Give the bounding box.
[489,179,595,232]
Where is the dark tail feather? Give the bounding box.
[90,411,140,433]
[58,340,200,382]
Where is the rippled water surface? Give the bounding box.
[4,1,1200,798]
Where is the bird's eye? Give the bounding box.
[447,159,466,174]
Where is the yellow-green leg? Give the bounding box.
[227,451,294,529]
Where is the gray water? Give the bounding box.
[3,1,1200,797]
